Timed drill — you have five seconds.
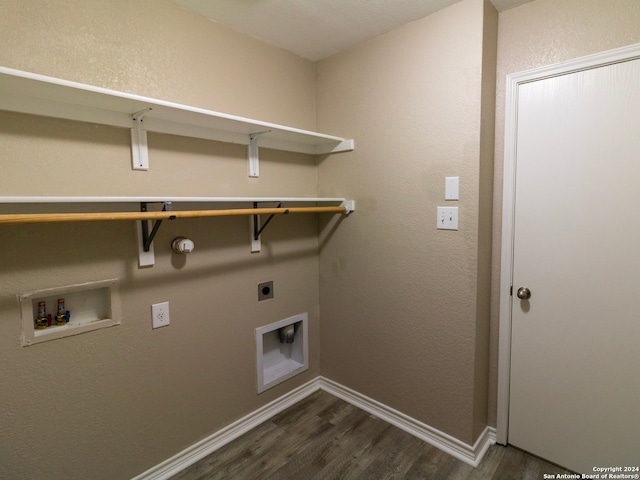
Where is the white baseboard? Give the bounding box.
[132,376,495,479]
[318,377,496,468]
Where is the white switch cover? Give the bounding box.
[445,176,459,200]
[437,207,458,230]
[152,301,170,329]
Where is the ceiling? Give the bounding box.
[169,0,532,61]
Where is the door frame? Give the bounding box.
[496,42,640,445]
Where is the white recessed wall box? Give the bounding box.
[255,313,308,393]
[18,279,121,346]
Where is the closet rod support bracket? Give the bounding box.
[141,201,173,252]
[252,202,284,241]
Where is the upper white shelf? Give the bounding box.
[0,66,354,156]
[0,196,348,204]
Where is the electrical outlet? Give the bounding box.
[151,301,170,329]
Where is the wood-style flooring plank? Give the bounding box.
[268,407,390,479]
[347,425,430,479]
[170,421,288,480]
[402,444,461,479]
[170,390,575,480]
[271,390,340,431]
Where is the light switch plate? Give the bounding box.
[437,207,458,230]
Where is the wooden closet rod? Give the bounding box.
[0,205,349,225]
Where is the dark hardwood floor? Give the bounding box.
[171,390,572,479]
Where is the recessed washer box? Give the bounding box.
[18,279,121,346]
[256,312,308,393]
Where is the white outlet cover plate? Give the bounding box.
[152,301,170,329]
[437,206,458,230]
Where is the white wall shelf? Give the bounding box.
[0,196,352,205]
[0,66,354,173]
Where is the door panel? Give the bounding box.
[508,59,640,473]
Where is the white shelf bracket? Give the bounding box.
[131,108,152,171]
[248,131,271,178]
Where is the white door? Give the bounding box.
[507,55,640,473]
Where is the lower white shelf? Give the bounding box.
[19,279,121,346]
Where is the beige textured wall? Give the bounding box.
[316,0,496,445]
[474,0,498,441]
[0,1,321,479]
[488,0,640,427]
